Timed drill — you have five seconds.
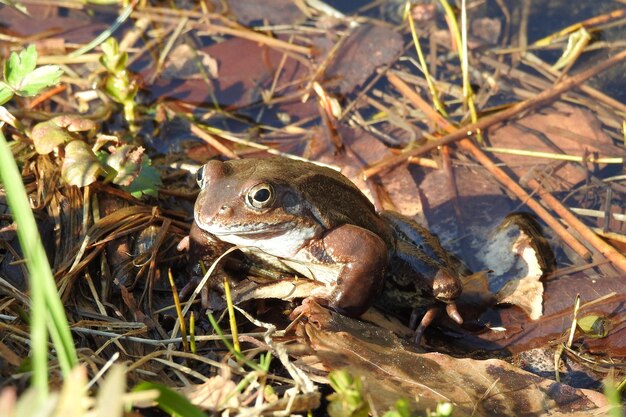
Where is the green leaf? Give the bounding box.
[31,120,72,154]
[133,382,208,417]
[62,140,102,187]
[16,65,63,97]
[577,315,611,338]
[327,370,369,417]
[0,83,13,105]
[0,130,78,401]
[122,157,161,198]
[31,116,95,154]
[382,399,411,417]
[5,44,37,87]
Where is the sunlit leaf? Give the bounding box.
[5,45,37,87]
[16,65,63,96]
[31,116,94,154]
[577,315,611,338]
[382,398,411,417]
[0,0,29,15]
[327,370,369,417]
[0,83,13,105]
[62,140,102,187]
[51,114,96,132]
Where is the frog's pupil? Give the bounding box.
[196,166,204,186]
[254,188,271,202]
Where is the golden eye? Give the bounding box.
[246,183,274,209]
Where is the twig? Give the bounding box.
[383,71,591,259]
[364,48,626,178]
[526,178,626,273]
[458,138,592,259]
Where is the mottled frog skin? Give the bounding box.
[187,157,464,341]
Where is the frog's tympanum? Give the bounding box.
[188,157,464,342]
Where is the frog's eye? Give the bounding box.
[195,166,205,187]
[246,183,274,209]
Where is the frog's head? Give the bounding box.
[193,158,324,253]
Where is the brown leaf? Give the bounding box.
[319,24,404,95]
[301,304,607,417]
[487,103,622,190]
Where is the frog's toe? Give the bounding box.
[413,306,439,344]
[445,303,463,324]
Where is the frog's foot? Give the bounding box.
[289,296,332,327]
[179,276,212,308]
[410,302,464,344]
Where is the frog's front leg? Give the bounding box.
[181,221,234,308]
[295,224,388,318]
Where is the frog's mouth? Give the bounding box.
[196,218,295,238]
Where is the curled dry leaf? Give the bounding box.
[61,140,102,187]
[106,144,145,187]
[494,230,545,319]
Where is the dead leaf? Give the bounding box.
[300,303,608,417]
[180,375,239,411]
[228,0,306,25]
[319,24,403,95]
[487,103,622,190]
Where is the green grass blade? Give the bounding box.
[133,382,208,417]
[0,129,77,389]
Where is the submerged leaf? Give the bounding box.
[62,140,102,187]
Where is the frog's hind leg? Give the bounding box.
[410,302,463,343]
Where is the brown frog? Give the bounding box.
[186,157,464,342]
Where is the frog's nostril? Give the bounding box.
[218,205,232,216]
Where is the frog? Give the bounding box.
[185,157,464,342]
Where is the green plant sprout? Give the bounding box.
[100,37,139,132]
